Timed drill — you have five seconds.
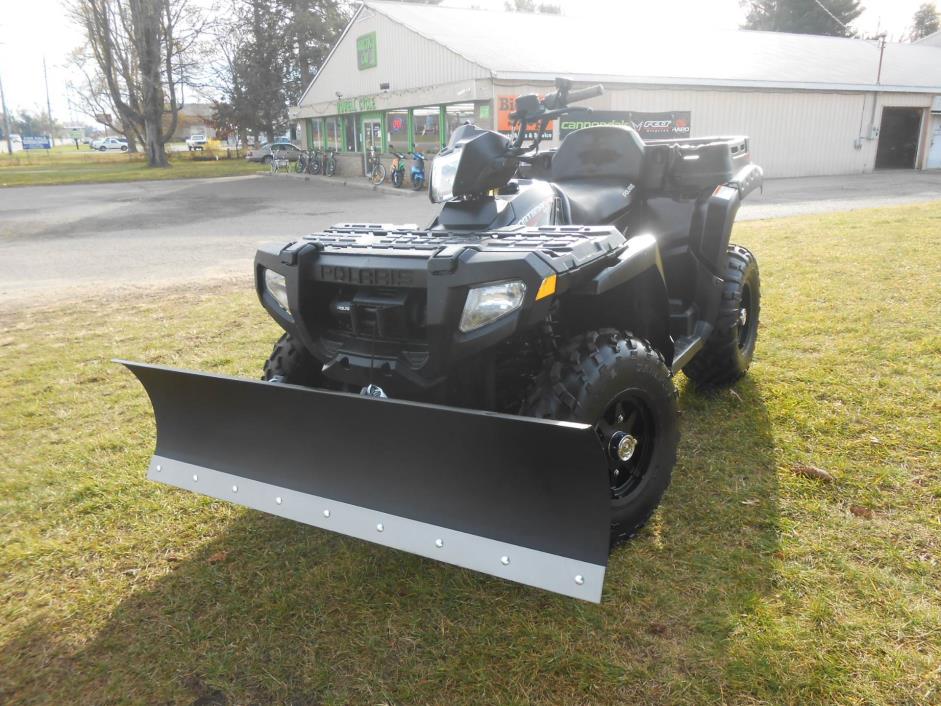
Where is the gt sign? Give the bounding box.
[357,32,377,70]
[559,111,692,140]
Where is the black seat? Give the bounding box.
[551,126,646,225]
[554,179,636,225]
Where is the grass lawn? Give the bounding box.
[0,145,261,186]
[1,202,939,705]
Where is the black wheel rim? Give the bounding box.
[594,392,656,499]
[737,282,757,351]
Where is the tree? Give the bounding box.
[505,0,562,14]
[909,3,939,40]
[70,0,204,166]
[206,0,348,144]
[742,0,864,37]
[278,0,350,104]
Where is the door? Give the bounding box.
[928,115,941,169]
[361,114,383,176]
[875,107,922,169]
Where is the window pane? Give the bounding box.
[310,119,322,147]
[412,106,440,153]
[325,118,341,150]
[385,111,408,152]
[344,116,358,152]
[445,103,476,140]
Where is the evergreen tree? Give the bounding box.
[742,0,864,37]
[909,3,939,40]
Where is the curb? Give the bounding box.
[266,171,423,197]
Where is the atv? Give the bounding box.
[121,78,762,602]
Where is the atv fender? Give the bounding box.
[568,235,673,364]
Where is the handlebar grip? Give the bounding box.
[566,84,604,104]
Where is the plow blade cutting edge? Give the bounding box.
[119,361,612,601]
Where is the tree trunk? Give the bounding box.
[144,113,168,167]
[125,131,139,153]
[131,0,169,168]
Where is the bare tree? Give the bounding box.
[70,0,204,166]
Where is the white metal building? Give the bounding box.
[293,1,941,177]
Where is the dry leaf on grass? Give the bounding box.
[850,504,874,519]
[792,463,835,483]
[207,551,228,564]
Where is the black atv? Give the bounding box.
[122,78,761,602]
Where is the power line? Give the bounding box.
[811,0,856,36]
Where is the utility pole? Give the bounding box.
[43,56,54,143]
[0,69,12,155]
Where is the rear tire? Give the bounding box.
[326,158,336,176]
[391,169,403,187]
[263,333,324,387]
[524,330,679,547]
[683,245,760,389]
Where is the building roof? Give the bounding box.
[366,1,941,93]
[916,29,941,46]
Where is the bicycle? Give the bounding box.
[308,148,323,175]
[324,149,337,177]
[366,145,386,185]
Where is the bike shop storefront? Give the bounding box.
[300,101,483,178]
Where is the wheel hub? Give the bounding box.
[611,432,639,462]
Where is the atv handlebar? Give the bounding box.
[565,84,604,104]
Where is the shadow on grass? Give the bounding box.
[2,377,778,705]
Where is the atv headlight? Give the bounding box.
[264,269,290,312]
[459,280,526,333]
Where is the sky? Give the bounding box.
[0,0,934,127]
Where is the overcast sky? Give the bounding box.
[0,0,933,127]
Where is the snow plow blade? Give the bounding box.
[119,361,612,601]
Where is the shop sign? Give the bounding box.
[559,111,692,140]
[338,96,377,114]
[496,95,553,141]
[357,32,377,70]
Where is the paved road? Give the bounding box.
[1,170,938,308]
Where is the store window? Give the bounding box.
[445,103,476,141]
[325,117,341,150]
[344,116,358,152]
[385,111,408,152]
[309,118,322,149]
[412,106,441,153]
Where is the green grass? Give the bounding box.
[0,145,260,186]
[1,203,939,705]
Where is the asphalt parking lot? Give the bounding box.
[1,169,938,308]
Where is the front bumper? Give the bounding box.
[255,225,625,391]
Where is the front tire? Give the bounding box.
[524,330,679,547]
[326,158,336,176]
[683,245,760,388]
[391,169,403,187]
[371,164,386,185]
[263,333,324,387]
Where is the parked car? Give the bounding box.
[245,142,303,164]
[186,134,208,151]
[91,137,128,152]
